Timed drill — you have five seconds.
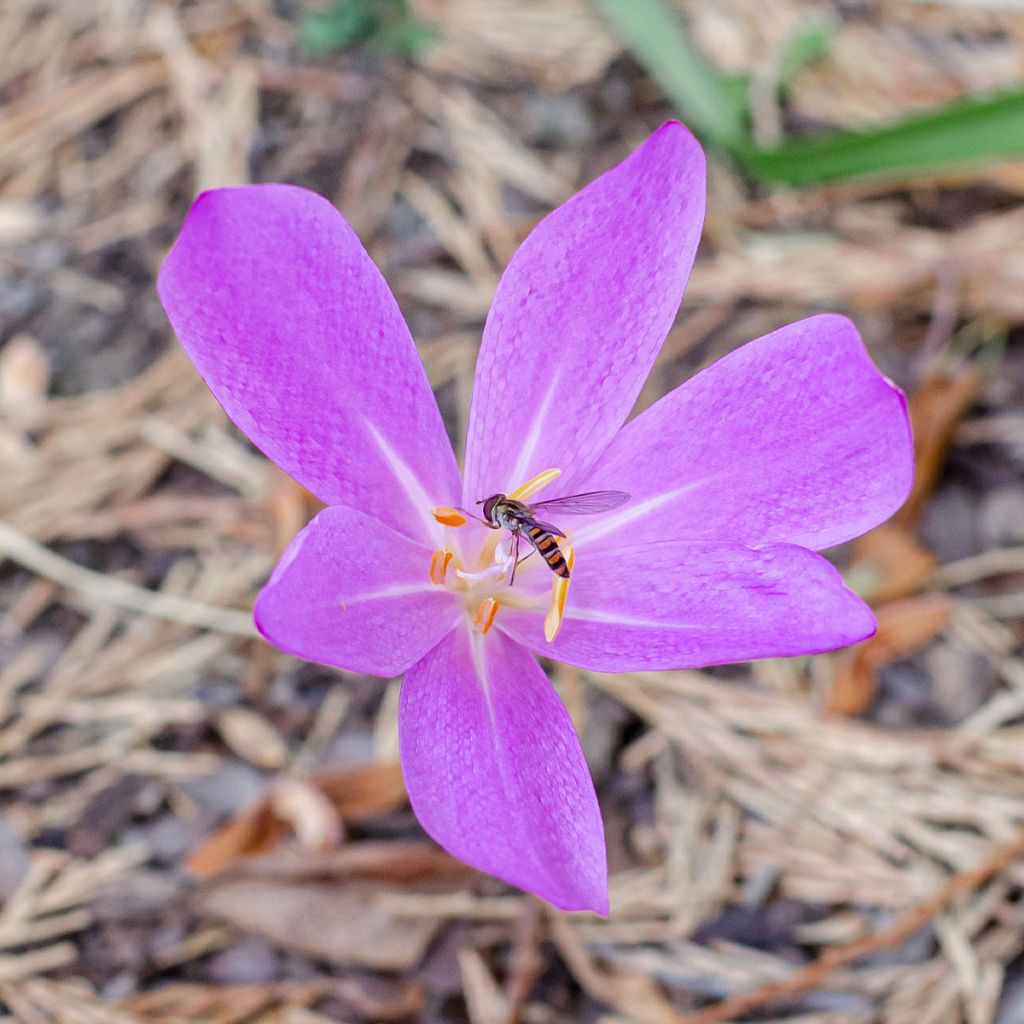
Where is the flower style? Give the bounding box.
[158,122,913,914]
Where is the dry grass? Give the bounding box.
[1,0,1024,1021]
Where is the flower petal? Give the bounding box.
[255,507,459,678]
[399,625,607,913]
[498,540,876,672]
[462,122,706,505]
[570,315,913,552]
[159,185,460,543]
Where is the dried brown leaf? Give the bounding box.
[0,335,50,407]
[186,762,406,878]
[215,708,289,769]
[268,778,342,851]
[197,878,439,970]
[226,841,467,885]
[851,522,937,605]
[309,760,407,819]
[896,368,982,528]
[829,596,951,716]
[0,202,44,244]
[265,473,318,553]
[185,802,288,879]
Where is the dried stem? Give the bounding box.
[0,520,257,637]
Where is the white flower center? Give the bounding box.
[426,468,574,640]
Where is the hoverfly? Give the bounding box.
[477,490,630,581]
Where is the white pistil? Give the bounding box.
[454,563,506,584]
[454,537,514,584]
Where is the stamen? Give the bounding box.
[428,548,455,585]
[544,547,575,643]
[509,467,561,502]
[472,597,499,635]
[476,469,562,574]
[431,506,467,528]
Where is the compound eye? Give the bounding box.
[481,495,501,524]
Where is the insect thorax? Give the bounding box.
[494,498,532,532]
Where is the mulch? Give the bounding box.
[1,1,1024,1021]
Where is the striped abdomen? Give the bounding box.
[527,525,570,578]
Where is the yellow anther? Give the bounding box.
[432,506,467,528]
[428,548,455,585]
[544,547,575,643]
[472,597,500,635]
[509,467,561,502]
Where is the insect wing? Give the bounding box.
[530,490,630,516]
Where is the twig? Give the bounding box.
[0,943,77,982]
[926,547,1024,589]
[678,827,1024,1024]
[964,593,1024,619]
[0,520,257,637]
[503,899,545,1024]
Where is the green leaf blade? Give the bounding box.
[593,0,748,150]
[743,88,1024,185]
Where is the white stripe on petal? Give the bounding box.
[570,485,696,548]
[365,420,441,543]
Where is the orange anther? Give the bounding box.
[432,506,467,528]
[472,598,500,635]
[429,548,455,585]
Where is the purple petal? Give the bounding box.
[570,315,912,552]
[498,540,876,672]
[399,626,607,913]
[255,506,459,677]
[159,185,460,542]
[462,122,705,505]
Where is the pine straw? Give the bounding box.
[1,1,1024,1022]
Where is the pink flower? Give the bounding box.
[158,122,912,914]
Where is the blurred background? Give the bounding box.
[2,1,1024,1021]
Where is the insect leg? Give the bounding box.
[509,531,522,585]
